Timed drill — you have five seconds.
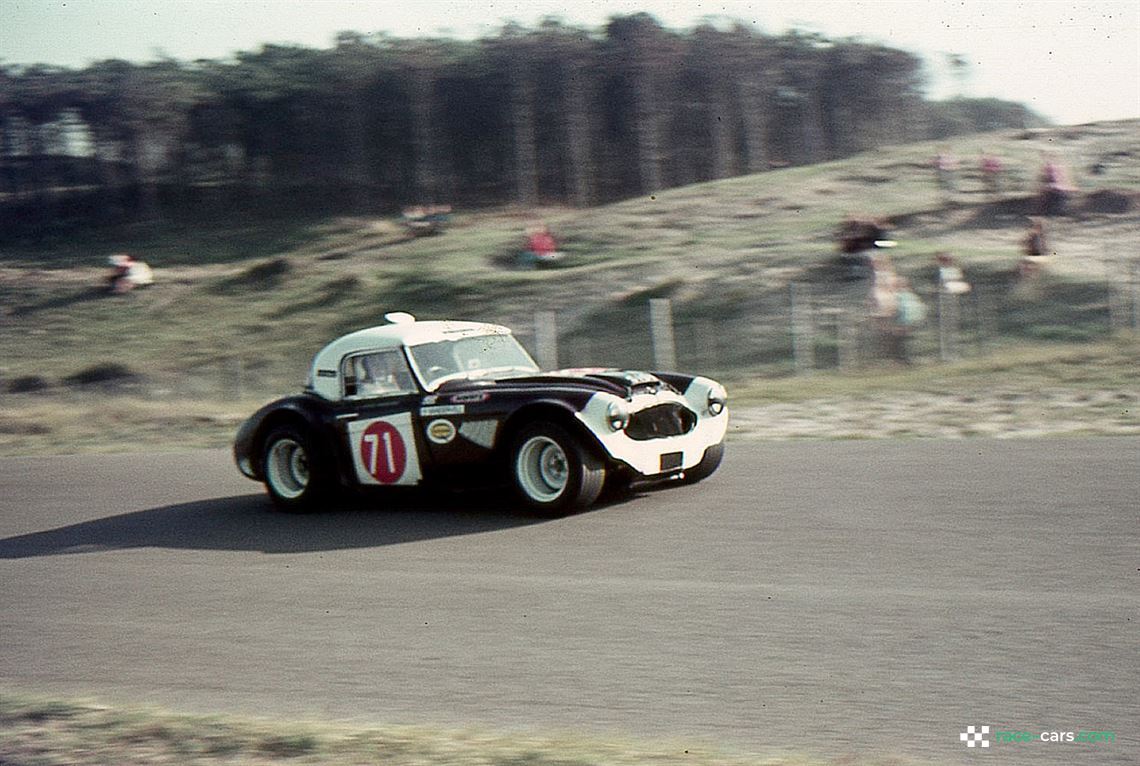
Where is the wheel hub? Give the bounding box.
[517,435,569,502]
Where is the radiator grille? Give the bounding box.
[625,403,697,441]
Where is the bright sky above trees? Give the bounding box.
[4,0,1138,125]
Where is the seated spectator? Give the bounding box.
[106,254,154,294]
[521,223,563,267]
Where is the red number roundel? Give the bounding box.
[359,421,407,483]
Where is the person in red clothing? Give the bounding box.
[522,223,563,267]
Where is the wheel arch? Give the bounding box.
[247,401,332,481]
[497,401,608,464]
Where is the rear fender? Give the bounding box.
[238,398,349,485]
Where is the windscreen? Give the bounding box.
[409,333,539,390]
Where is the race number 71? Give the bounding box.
[360,421,406,483]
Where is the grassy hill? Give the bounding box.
[1,120,1138,453]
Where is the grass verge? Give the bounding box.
[0,690,924,766]
[0,338,1136,456]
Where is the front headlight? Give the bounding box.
[607,399,631,431]
[707,383,727,416]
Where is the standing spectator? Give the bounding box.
[1038,153,1074,216]
[933,149,958,201]
[868,255,924,364]
[868,255,903,361]
[980,152,1003,198]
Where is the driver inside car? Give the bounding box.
[355,352,413,396]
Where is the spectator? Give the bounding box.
[933,150,958,199]
[980,152,1003,198]
[106,254,154,294]
[521,223,563,267]
[1038,154,1074,216]
[868,255,924,364]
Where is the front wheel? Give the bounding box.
[509,422,605,515]
[261,426,329,512]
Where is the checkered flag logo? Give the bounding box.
[960,725,990,748]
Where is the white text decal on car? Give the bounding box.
[420,404,464,416]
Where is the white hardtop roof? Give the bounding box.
[310,319,512,372]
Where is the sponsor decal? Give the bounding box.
[359,420,407,484]
[420,404,464,416]
[451,392,490,404]
[426,418,457,444]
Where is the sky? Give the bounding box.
[2,0,1138,126]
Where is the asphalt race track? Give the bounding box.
[1,439,1137,764]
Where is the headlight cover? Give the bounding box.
[707,383,727,416]
[607,399,631,431]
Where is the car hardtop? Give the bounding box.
[306,317,519,400]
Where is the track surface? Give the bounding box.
[1,439,1137,764]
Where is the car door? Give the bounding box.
[337,349,426,487]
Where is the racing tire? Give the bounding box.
[678,442,724,486]
[600,470,636,501]
[509,422,606,515]
[261,426,330,512]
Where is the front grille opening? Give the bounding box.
[626,403,697,441]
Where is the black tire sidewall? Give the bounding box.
[261,425,325,512]
[509,421,604,514]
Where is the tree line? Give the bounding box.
[0,13,1044,235]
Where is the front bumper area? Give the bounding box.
[575,377,728,477]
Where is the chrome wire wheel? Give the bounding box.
[516,435,569,503]
[265,437,309,500]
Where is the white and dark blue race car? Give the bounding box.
[234,313,728,514]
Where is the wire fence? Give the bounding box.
[513,260,1140,379]
[25,258,1137,403]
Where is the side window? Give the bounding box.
[342,350,417,399]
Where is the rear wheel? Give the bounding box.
[510,422,605,515]
[261,426,329,512]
